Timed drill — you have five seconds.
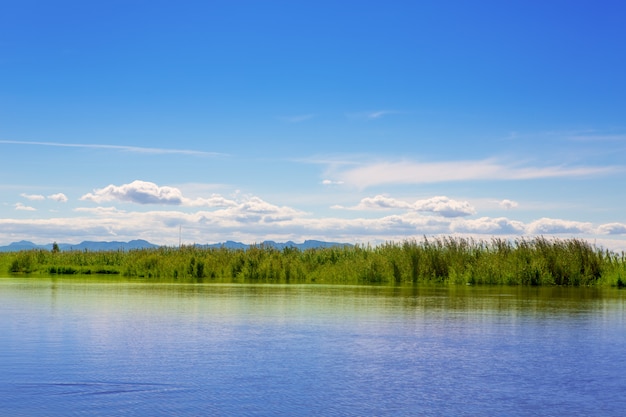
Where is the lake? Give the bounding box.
[1,277,625,416]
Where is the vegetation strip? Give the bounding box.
[1,237,625,287]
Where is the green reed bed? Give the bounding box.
[1,237,625,287]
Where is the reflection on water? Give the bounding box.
[1,277,625,416]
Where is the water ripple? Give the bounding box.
[18,380,183,397]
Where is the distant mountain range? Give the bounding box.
[198,240,352,250]
[0,239,351,252]
[0,239,159,252]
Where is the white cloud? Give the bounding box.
[81,180,185,205]
[21,193,45,201]
[74,206,126,215]
[322,179,344,185]
[526,218,593,234]
[499,199,519,210]
[19,192,68,203]
[327,159,619,189]
[451,217,526,234]
[15,203,36,211]
[80,180,240,208]
[199,196,307,226]
[48,193,68,203]
[353,195,413,210]
[598,223,626,235]
[184,195,238,208]
[338,195,475,218]
[414,196,476,217]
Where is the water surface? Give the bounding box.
[1,277,625,416]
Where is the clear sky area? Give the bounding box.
[2,0,626,250]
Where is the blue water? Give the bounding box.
[1,278,625,416]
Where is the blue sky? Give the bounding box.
[2,0,626,249]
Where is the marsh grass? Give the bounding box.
[1,237,625,287]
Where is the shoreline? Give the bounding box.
[2,237,624,287]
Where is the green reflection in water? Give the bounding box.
[2,276,623,321]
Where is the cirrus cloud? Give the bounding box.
[278,114,315,123]
[325,159,620,189]
[0,139,223,157]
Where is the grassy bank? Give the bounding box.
[1,237,625,287]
